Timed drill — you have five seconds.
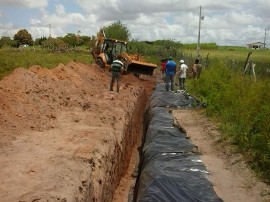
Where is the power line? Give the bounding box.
[196,6,204,58]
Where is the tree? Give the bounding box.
[80,35,91,47]
[35,36,47,46]
[41,37,68,52]
[101,21,130,41]
[14,29,33,47]
[63,33,83,47]
[0,36,17,48]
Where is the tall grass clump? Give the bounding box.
[188,63,270,182]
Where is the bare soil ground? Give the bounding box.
[0,62,269,202]
[173,109,270,202]
[0,62,155,201]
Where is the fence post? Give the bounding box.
[243,51,252,72]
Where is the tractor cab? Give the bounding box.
[100,39,127,65]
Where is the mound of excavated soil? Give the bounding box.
[0,61,156,201]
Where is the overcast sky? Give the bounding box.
[0,0,270,47]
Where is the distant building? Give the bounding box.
[246,42,264,49]
[19,44,29,48]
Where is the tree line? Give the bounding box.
[0,21,130,50]
[0,21,217,56]
[0,29,94,50]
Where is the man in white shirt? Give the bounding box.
[179,60,188,90]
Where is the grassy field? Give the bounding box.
[183,46,270,62]
[1,45,269,79]
[0,47,93,79]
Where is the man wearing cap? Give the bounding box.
[165,56,176,91]
[179,59,188,90]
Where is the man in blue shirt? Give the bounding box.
[165,56,176,91]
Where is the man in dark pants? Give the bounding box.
[110,55,124,93]
[179,59,188,90]
[165,56,176,91]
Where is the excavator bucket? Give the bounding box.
[121,52,157,76]
[126,60,157,76]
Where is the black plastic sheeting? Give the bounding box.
[150,83,205,108]
[134,83,223,202]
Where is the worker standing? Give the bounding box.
[165,56,176,91]
[110,55,124,93]
[179,59,188,90]
[161,58,168,82]
[192,58,202,79]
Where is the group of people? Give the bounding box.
[161,57,202,92]
[108,55,202,93]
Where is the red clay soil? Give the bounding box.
[0,62,156,202]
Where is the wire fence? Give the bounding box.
[173,51,270,79]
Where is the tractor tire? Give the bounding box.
[96,59,105,69]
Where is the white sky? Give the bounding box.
[0,0,270,47]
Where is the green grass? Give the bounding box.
[183,46,270,62]
[0,47,93,79]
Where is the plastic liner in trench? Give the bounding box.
[134,83,223,202]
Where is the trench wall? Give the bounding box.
[102,87,150,201]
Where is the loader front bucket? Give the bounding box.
[126,60,157,76]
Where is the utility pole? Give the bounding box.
[264,29,266,49]
[49,24,51,38]
[264,27,270,49]
[196,6,204,58]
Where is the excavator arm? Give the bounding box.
[91,30,157,76]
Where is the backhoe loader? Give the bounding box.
[91,31,157,76]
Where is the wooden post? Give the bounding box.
[243,60,256,81]
[243,51,252,72]
[251,63,256,81]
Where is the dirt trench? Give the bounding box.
[0,62,156,202]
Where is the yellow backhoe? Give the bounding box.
[91,31,157,76]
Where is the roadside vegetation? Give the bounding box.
[187,53,270,183]
[0,21,269,183]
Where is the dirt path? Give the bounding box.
[173,109,270,202]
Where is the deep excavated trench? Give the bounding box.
[110,84,150,202]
